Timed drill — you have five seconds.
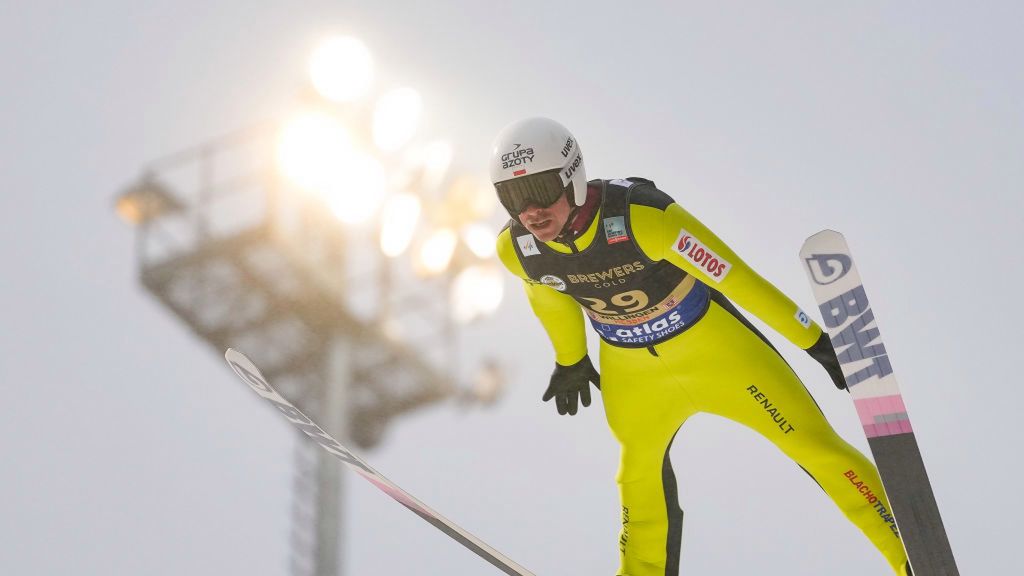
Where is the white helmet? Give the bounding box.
[488,117,587,217]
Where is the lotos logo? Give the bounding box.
[672,229,732,283]
[805,253,852,285]
[501,143,535,169]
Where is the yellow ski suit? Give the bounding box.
[496,178,908,575]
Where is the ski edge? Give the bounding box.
[224,348,535,576]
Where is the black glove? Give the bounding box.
[542,355,601,415]
[805,331,847,390]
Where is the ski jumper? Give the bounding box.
[496,178,909,576]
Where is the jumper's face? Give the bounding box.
[518,193,572,242]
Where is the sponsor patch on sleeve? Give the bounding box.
[517,234,541,257]
[795,309,811,328]
[671,228,732,282]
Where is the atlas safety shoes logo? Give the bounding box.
[501,143,534,170]
[540,275,567,291]
[517,234,540,256]
[805,253,852,285]
[603,216,629,244]
[672,228,732,282]
[596,310,685,344]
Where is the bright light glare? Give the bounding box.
[421,140,453,191]
[461,224,495,259]
[380,193,422,257]
[309,36,373,102]
[373,87,421,151]
[417,228,457,275]
[451,265,504,323]
[324,152,387,224]
[445,176,496,224]
[277,111,352,192]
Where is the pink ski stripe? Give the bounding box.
[857,395,914,438]
[862,417,914,439]
[855,397,883,427]
[854,394,905,422]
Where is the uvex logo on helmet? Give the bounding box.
[672,229,732,283]
[560,137,575,158]
[561,150,582,183]
[501,143,534,170]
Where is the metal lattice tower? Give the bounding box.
[117,124,475,575]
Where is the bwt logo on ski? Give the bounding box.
[672,229,731,282]
[820,285,894,387]
[501,143,534,169]
[806,253,852,285]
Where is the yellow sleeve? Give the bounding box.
[631,202,822,350]
[496,228,588,365]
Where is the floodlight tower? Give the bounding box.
[115,36,505,576]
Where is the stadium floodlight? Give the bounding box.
[379,193,422,257]
[309,36,373,103]
[114,177,183,225]
[372,87,421,152]
[324,151,386,224]
[450,264,505,323]
[277,111,352,192]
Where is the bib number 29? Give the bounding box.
[580,290,649,314]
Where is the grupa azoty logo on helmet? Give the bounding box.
[500,143,535,172]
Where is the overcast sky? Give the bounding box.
[2,1,1021,575]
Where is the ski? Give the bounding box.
[224,348,535,576]
[799,230,958,575]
